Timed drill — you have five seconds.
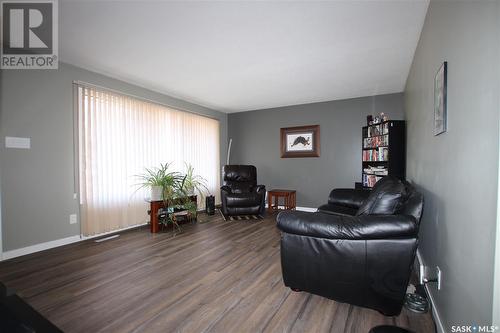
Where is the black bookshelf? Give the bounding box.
[361,120,405,188]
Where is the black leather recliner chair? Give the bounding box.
[220,165,266,217]
[276,177,423,316]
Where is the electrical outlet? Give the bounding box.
[73,193,77,200]
[69,214,77,224]
[419,264,426,285]
[436,266,442,290]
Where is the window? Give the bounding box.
[77,85,220,236]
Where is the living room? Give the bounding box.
[0,1,499,332]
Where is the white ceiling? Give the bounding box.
[60,1,429,113]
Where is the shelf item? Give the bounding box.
[362,174,384,188]
[363,134,389,148]
[365,122,389,137]
[363,165,389,176]
[361,120,405,188]
[362,147,389,162]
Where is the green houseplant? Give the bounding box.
[179,163,209,199]
[181,200,198,220]
[137,162,209,231]
[136,163,183,201]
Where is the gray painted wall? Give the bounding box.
[405,0,499,329]
[0,62,227,252]
[228,93,404,207]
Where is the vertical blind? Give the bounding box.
[77,85,220,236]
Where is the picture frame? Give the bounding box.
[280,125,320,158]
[434,61,447,136]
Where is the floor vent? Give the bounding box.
[94,234,120,243]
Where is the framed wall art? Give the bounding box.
[434,61,447,136]
[280,125,320,158]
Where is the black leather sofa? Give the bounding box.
[220,165,266,217]
[276,177,423,316]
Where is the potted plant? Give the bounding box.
[136,164,167,201]
[179,163,209,199]
[137,162,208,231]
[182,200,198,220]
[136,163,183,201]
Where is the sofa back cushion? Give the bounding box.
[356,177,406,216]
[327,189,371,209]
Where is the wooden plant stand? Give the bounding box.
[148,195,197,233]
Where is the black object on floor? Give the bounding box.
[415,283,427,297]
[369,325,414,333]
[0,282,62,333]
[404,292,429,313]
[205,195,215,215]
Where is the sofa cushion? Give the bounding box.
[356,177,406,216]
[317,203,357,216]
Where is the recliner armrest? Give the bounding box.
[221,185,232,194]
[276,211,418,240]
[328,188,371,209]
[254,185,266,194]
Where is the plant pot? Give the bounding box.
[151,186,163,201]
[184,186,195,196]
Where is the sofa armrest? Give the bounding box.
[328,188,371,209]
[276,210,418,240]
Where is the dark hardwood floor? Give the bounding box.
[0,212,435,333]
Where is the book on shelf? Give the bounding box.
[362,147,389,162]
[366,122,389,137]
[362,174,384,188]
[363,134,388,148]
[363,165,388,176]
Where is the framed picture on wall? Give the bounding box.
[434,61,447,136]
[280,125,320,158]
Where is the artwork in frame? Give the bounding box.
[434,61,447,136]
[280,125,320,158]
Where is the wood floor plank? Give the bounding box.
[0,212,435,333]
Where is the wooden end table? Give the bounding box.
[267,189,296,212]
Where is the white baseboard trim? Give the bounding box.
[1,222,148,261]
[264,203,317,213]
[416,250,445,333]
[2,235,82,261]
[81,222,147,241]
[296,206,317,212]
